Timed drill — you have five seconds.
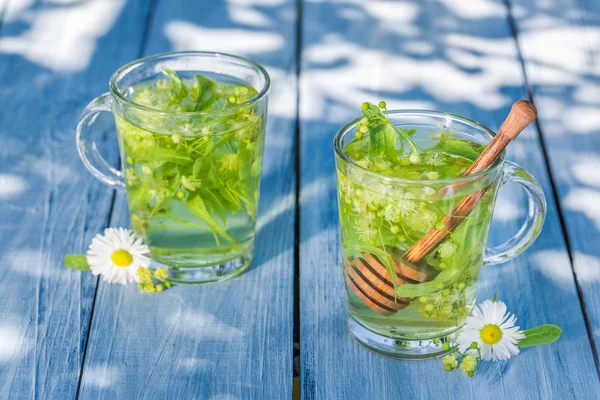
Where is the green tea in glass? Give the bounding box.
[76,52,269,283]
[334,103,546,359]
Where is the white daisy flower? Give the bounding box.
[457,300,525,361]
[86,228,150,285]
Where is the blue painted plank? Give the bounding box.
[78,0,298,398]
[509,0,600,367]
[299,0,600,398]
[0,0,151,399]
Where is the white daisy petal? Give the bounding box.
[86,228,150,285]
[456,300,525,363]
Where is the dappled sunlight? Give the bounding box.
[226,4,272,27]
[2,0,36,22]
[0,0,125,72]
[515,8,600,139]
[299,0,539,122]
[573,252,600,283]
[0,174,28,200]
[520,26,599,76]
[0,317,29,362]
[179,357,212,370]
[562,155,600,229]
[82,365,120,389]
[445,34,517,58]
[563,106,600,134]
[570,155,600,188]
[491,194,525,223]
[167,310,244,339]
[362,1,420,35]
[164,20,284,54]
[227,0,286,5]
[437,0,506,19]
[300,174,336,205]
[261,67,297,119]
[22,156,73,185]
[301,33,519,120]
[529,249,574,284]
[564,188,600,229]
[4,249,62,280]
[256,193,294,232]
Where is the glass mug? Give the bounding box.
[334,110,546,359]
[76,52,270,284]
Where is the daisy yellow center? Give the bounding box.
[111,249,133,267]
[480,324,502,345]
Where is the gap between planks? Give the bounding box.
[293,0,304,398]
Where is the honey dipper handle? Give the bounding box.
[403,101,537,264]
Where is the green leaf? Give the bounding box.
[237,141,251,181]
[395,127,419,154]
[185,195,237,246]
[430,138,484,161]
[162,68,188,102]
[201,189,229,224]
[64,255,90,271]
[133,147,193,165]
[492,291,499,302]
[192,157,205,178]
[193,75,217,111]
[518,325,562,348]
[361,102,398,160]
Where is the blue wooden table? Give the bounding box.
[0,0,599,398]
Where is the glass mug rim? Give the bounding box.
[333,109,505,185]
[109,51,271,117]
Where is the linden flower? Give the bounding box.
[181,176,201,191]
[407,209,438,232]
[383,195,416,222]
[87,228,150,285]
[353,200,368,215]
[338,174,354,197]
[355,214,377,242]
[425,153,445,166]
[460,354,478,373]
[443,354,458,370]
[221,154,239,171]
[457,300,525,361]
[361,189,386,209]
[438,241,457,259]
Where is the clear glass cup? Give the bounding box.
[334,110,546,359]
[76,51,270,284]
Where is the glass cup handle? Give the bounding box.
[484,161,547,265]
[76,93,125,188]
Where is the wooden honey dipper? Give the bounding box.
[344,100,537,316]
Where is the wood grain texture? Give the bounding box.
[0,0,151,398]
[299,0,600,398]
[508,0,600,368]
[77,0,298,398]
